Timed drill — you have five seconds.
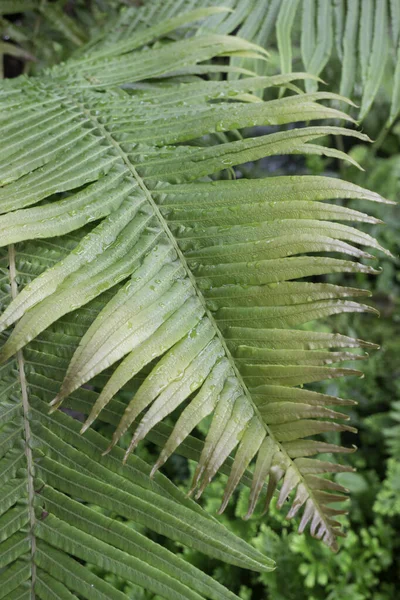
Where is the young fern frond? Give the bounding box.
[0,10,390,597]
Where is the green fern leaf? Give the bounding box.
[0,16,390,600]
[0,240,274,599]
[5,1,400,121]
[93,0,398,123]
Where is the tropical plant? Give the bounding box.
[0,5,392,599]
[78,0,400,126]
[4,0,400,129]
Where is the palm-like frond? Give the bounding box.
[0,14,390,598]
[1,247,273,599]
[89,0,400,124]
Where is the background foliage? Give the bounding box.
[1,1,399,599]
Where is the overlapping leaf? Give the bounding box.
[0,240,274,600]
[90,0,400,123]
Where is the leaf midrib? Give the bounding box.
[69,92,260,423]
[51,80,339,545]
[8,243,37,597]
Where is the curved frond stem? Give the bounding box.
[8,243,36,597]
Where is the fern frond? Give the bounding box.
[6,1,400,123]
[91,0,400,123]
[0,12,389,582]
[0,242,274,600]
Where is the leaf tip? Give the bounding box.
[150,462,160,479]
[48,396,62,413]
[80,422,90,435]
[101,444,113,457]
